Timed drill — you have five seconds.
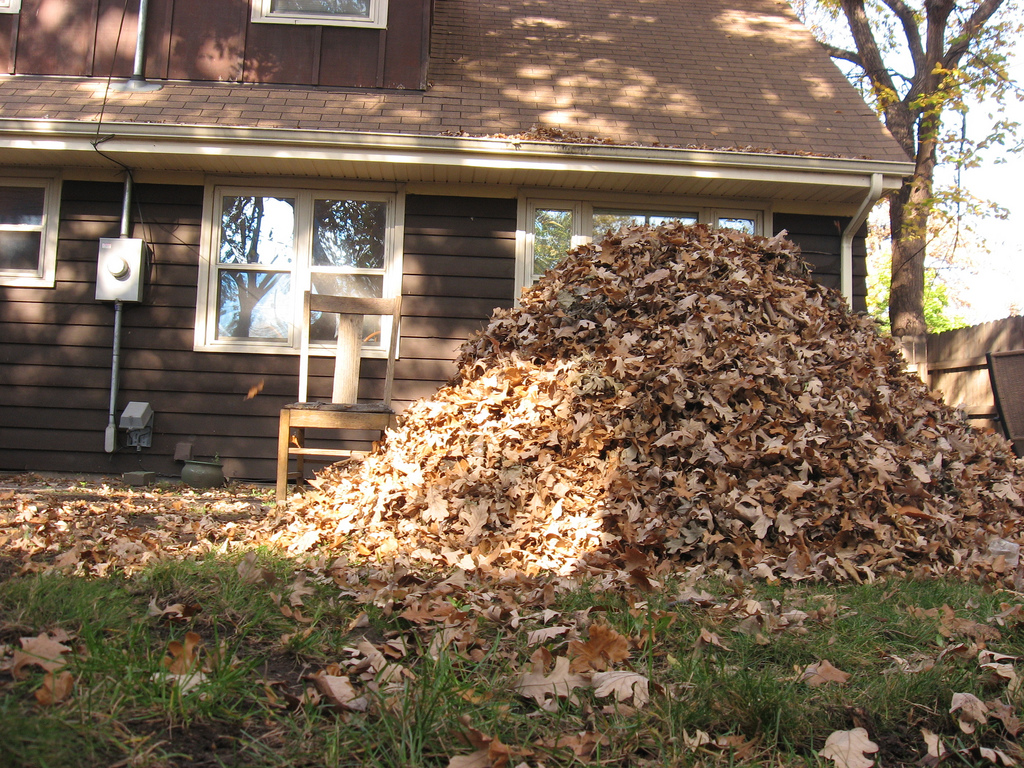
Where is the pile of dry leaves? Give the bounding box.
[305,224,1024,584]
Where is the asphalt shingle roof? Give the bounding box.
[0,0,910,163]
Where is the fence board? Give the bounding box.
[927,317,1024,430]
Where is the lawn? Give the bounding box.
[1,472,1021,768]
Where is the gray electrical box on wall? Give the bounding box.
[96,238,146,302]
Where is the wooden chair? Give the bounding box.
[986,350,1024,457]
[276,292,402,503]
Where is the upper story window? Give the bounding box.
[251,0,388,27]
[195,183,403,355]
[0,176,60,288]
[518,197,764,294]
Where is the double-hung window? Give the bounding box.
[196,184,402,356]
[0,176,60,288]
[519,197,764,293]
[251,0,387,27]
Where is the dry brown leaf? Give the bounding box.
[696,628,732,652]
[979,747,1016,766]
[950,692,989,733]
[34,670,75,706]
[591,670,650,706]
[568,623,630,672]
[515,653,587,706]
[919,728,947,767]
[819,728,879,768]
[803,658,851,687]
[985,699,1021,737]
[309,672,368,712]
[12,633,72,679]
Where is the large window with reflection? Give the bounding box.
[196,185,401,355]
[520,197,762,293]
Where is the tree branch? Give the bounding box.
[839,0,898,96]
[879,0,925,72]
[942,0,1005,71]
[820,41,863,67]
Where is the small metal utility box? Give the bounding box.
[96,237,146,302]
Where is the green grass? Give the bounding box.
[1,551,1022,768]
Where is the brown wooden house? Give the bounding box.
[0,0,912,481]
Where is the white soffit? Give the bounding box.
[0,120,912,205]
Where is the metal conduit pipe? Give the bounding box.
[103,174,133,453]
[840,172,883,308]
[111,0,162,92]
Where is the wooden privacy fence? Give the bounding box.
[926,316,1024,430]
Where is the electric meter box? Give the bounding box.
[96,237,146,302]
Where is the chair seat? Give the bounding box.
[283,401,393,413]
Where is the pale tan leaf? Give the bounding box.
[819,728,878,768]
[803,658,851,687]
[12,634,72,679]
[310,672,368,712]
[592,670,650,706]
[950,692,989,734]
[919,728,946,768]
[515,655,587,706]
[979,747,1016,767]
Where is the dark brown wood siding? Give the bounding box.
[0,14,14,74]
[0,184,858,482]
[774,213,868,314]
[9,0,431,88]
[0,185,514,482]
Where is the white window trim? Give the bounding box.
[251,0,387,28]
[0,0,21,14]
[195,180,404,357]
[516,192,771,296]
[0,174,61,288]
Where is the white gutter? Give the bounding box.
[0,119,913,189]
[840,172,884,305]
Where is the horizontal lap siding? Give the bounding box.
[0,185,516,482]
[11,0,430,89]
[399,195,517,402]
[773,213,868,314]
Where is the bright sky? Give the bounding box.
[928,42,1023,324]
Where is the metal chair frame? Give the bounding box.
[986,349,1024,457]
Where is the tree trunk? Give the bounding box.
[888,179,928,337]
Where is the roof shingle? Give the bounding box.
[0,0,909,163]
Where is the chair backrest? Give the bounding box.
[297,292,402,406]
[986,350,1024,457]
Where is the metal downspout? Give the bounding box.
[104,175,133,453]
[840,172,884,306]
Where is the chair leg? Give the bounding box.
[294,427,305,489]
[276,410,292,504]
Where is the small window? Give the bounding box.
[196,185,402,355]
[0,0,22,14]
[0,177,60,288]
[251,0,387,27]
